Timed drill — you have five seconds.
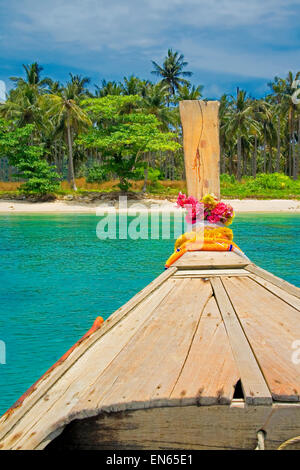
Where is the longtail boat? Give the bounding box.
[0,101,299,450]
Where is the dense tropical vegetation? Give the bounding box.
[0,52,299,196]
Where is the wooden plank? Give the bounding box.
[43,404,300,451]
[179,100,220,199]
[174,251,249,269]
[210,277,272,405]
[174,268,248,277]
[249,274,300,311]
[69,279,213,417]
[245,264,300,299]
[170,297,240,404]
[1,279,178,450]
[222,276,300,402]
[0,266,177,442]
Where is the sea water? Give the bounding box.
[0,213,299,414]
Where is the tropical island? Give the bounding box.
[0,51,299,213]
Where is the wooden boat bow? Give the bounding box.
[0,251,299,450]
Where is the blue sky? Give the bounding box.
[0,0,300,99]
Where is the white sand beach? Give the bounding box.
[0,198,299,213]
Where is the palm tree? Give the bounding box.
[94,80,122,97]
[227,89,254,180]
[151,49,192,104]
[40,82,92,190]
[268,77,287,172]
[120,75,148,96]
[142,83,172,129]
[48,80,63,95]
[69,74,91,97]
[219,94,231,173]
[10,62,52,90]
[283,71,300,178]
[176,83,203,101]
[0,84,40,127]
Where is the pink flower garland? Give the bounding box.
[176,192,234,226]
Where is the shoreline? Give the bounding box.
[0,198,299,214]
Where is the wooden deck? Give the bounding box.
[0,251,300,450]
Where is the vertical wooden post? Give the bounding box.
[179,100,220,200]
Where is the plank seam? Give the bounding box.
[168,286,213,399]
[247,275,300,312]
[7,279,179,450]
[0,266,177,442]
[219,277,273,404]
[245,264,300,299]
[211,277,272,405]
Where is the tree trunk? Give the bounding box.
[292,116,299,180]
[142,167,148,192]
[263,129,267,173]
[237,135,242,181]
[221,152,226,174]
[289,108,294,177]
[295,116,300,180]
[276,116,281,172]
[67,124,77,191]
[171,152,175,180]
[252,135,257,178]
[268,146,273,173]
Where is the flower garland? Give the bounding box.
[176,192,234,226]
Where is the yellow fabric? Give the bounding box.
[165,227,240,268]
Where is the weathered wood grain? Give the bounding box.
[170,296,240,404]
[0,267,177,444]
[249,274,300,311]
[174,251,249,269]
[246,264,300,299]
[179,100,220,199]
[211,277,272,405]
[2,279,178,450]
[222,276,300,402]
[68,279,213,417]
[174,268,248,277]
[44,404,300,451]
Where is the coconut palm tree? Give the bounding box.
[226,89,254,180]
[151,49,192,104]
[94,80,122,97]
[219,94,231,173]
[10,62,52,90]
[69,74,91,97]
[141,83,172,129]
[120,75,149,96]
[268,77,287,172]
[40,82,92,190]
[0,84,40,127]
[176,83,203,101]
[282,71,300,178]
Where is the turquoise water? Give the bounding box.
[0,213,299,415]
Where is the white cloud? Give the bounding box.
[6,0,298,51]
[1,0,299,84]
[178,37,300,79]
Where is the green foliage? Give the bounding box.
[220,173,300,199]
[1,59,300,192]
[220,173,236,184]
[14,155,60,195]
[0,118,59,194]
[81,95,142,122]
[133,166,162,182]
[78,95,180,190]
[249,173,293,190]
[86,164,109,183]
